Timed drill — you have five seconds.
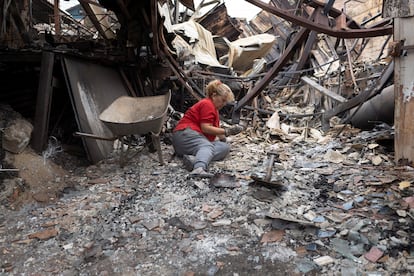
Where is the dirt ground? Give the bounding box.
[1,147,85,209]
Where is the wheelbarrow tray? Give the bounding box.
[99,91,171,136]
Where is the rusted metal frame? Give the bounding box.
[321,60,394,131]
[343,38,358,91]
[32,51,55,152]
[232,27,311,120]
[274,32,317,88]
[352,17,392,60]
[78,0,109,41]
[322,0,336,15]
[245,0,392,38]
[376,35,393,61]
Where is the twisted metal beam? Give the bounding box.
[246,0,393,38]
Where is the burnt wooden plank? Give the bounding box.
[301,76,347,103]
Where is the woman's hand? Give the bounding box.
[224,125,244,136]
[218,135,226,142]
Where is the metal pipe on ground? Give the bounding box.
[350,85,394,130]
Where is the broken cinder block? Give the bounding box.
[2,118,33,154]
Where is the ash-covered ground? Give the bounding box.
[0,124,413,275]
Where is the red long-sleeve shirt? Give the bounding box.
[174,98,219,142]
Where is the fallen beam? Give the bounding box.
[301,76,347,103]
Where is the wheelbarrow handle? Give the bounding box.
[73,132,118,141]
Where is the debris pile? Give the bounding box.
[1,115,413,274]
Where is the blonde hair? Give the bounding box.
[206,79,235,102]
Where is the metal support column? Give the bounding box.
[394,16,414,166]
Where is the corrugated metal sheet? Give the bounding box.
[62,57,131,163]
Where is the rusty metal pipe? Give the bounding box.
[350,85,394,130]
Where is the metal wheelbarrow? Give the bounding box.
[75,91,171,167]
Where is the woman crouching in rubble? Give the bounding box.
[172,79,243,177]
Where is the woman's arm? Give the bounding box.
[200,123,226,136]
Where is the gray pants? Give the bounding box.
[172,128,230,170]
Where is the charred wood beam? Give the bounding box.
[245,0,392,38]
[321,60,394,131]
